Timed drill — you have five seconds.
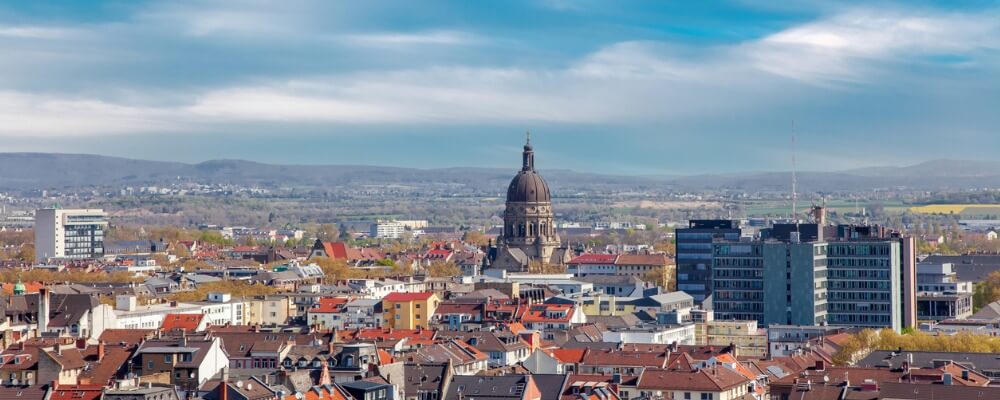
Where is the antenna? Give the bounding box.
[791,121,798,225]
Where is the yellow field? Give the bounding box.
[909,204,1000,215]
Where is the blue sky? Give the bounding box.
[1,1,998,175]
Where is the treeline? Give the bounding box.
[833,329,1000,365]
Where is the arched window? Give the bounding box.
[518,224,525,237]
[529,223,535,237]
[540,222,547,236]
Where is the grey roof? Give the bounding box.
[402,363,449,396]
[185,274,222,283]
[647,291,694,305]
[858,350,1000,373]
[969,301,1000,320]
[445,375,532,400]
[530,374,569,400]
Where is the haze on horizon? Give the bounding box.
[1,0,998,175]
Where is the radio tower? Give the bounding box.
[791,121,797,224]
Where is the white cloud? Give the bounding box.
[0,5,997,138]
[747,9,1000,83]
[0,25,79,39]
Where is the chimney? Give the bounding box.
[76,338,87,349]
[97,341,106,362]
[38,288,49,335]
[55,343,62,356]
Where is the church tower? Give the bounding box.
[488,133,570,272]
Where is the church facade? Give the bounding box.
[487,136,572,272]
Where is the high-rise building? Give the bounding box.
[34,208,108,261]
[676,220,742,303]
[703,221,913,331]
[711,237,828,326]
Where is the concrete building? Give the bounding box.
[768,324,848,357]
[676,220,742,304]
[370,221,407,239]
[34,208,108,261]
[704,221,913,332]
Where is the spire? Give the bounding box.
[522,131,534,171]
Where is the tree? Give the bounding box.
[312,256,359,283]
[643,267,676,291]
[316,224,340,242]
[427,261,461,277]
[974,271,1000,310]
[527,260,566,274]
[462,231,489,246]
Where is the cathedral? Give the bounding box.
[486,135,572,272]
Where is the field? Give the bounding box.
[909,204,1000,217]
[742,199,908,217]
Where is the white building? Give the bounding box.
[601,324,696,345]
[113,295,203,329]
[34,208,108,261]
[370,221,407,239]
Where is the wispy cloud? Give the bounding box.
[340,30,482,47]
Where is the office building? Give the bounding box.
[676,220,742,303]
[706,221,913,331]
[34,208,108,261]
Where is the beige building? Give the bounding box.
[243,296,292,326]
[696,319,768,359]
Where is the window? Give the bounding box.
[147,361,154,369]
[700,394,712,400]
[164,355,172,363]
[416,304,421,309]
[395,304,401,309]
[684,393,690,400]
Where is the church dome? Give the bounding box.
[506,136,551,203]
[507,170,551,203]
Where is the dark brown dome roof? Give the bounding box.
[507,170,551,203]
[506,136,551,203]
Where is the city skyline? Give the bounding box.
[1,1,998,174]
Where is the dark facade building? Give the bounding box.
[675,219,742,304]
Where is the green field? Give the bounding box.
[742,199,909,217]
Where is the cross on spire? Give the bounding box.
[526,130,531,145]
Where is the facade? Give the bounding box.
[371,221,407,239]
[825,239,901,330]
[488,136,572,272]
[702,320,767,359]
[676,220,742,304]
[706,222,911,332]
[382,292,441,329]
[34,208,108,261]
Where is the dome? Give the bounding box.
[506,135,551,203]
[507,170,551,203]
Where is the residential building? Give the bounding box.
[443,375,542,400]
[133,335,229,391]
[382,292,441,329]
[34,208,108,261]
[700,320,767,359]
[371,221,407,239]
[767,325,848,357]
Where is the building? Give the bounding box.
[706,221,913,332]
[676,220,742,304]
[917,293,973,321]
[34,208,108,261]
[614,254,673,279]
[700,320,767,359]
[371,221,407,239]
[768,325,848,357]
[382,292,441,329]
[487,135,572,272]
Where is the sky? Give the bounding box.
[1,0,998,175]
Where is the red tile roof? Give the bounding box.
[522,304,575,323]
[49,384,104,400]
[383,292,434,302]
[311,297,351,313]
[161,313,205,332]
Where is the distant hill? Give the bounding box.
[1,153,997,192]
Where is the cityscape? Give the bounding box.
[2,2,1000,400]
